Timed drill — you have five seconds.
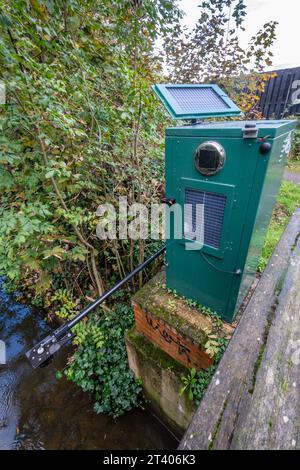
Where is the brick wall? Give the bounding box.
[133,302,213,371]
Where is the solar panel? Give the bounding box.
[153,84,241,120]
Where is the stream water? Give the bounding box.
[0,279,177,450]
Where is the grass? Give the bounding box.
[286,155,300,173]
[286,161,300,173]
[258,180,300,272]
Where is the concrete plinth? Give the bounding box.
[125,270,234,432]
[132,270,233,371]
[126,329,196,433]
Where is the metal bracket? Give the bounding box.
[26,325,74,369]
[243,123,258,139]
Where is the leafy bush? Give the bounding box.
[65,304,141,417]
[50,289,78,319]
[0,0,181,301]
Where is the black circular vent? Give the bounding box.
[195,141,226,176]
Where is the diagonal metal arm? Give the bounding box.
[26,246,166,368]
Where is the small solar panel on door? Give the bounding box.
[185,189,226,249]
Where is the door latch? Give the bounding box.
[243,123,258,139]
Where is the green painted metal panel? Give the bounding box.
[165,119,296,322]
[235,129,294,312]
[166,119,296,138]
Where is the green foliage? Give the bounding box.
[203,329,222,358]
[65,304,142,417]
[0,0,182,416]
[165,286,224,331]
[179,367,197,401]
[258,181,300,272]
[185,298,223,328]
[186,367,215,403]
[0,0,181,300]
[180,338,228,403]
[166,0,277,79]
[50,288,77,319]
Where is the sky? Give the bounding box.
[179,0,300,70]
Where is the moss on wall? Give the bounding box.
[127,328,187,376]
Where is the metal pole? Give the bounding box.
[66,245,166,331]
[26,245,166,368]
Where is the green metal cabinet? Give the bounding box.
[165,120,296,322]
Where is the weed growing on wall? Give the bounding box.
[180,338,228,404]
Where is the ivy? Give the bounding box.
[65,304,142,417]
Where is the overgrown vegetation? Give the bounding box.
[0,0,293,417]
[0,0,181,416]
[289,117,300,165]
[0,0,181,298]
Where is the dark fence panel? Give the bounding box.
[259,67,300,119]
